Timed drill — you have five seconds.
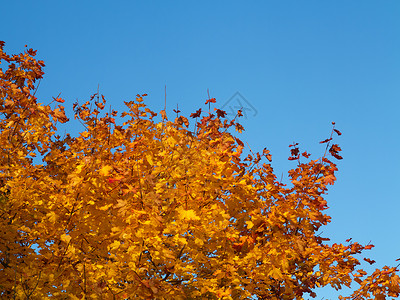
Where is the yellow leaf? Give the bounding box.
[6,120,14,128]
[61,233,71,244]
[269,267,282,280]
[246,220,254,229]
[99,203,113,211]
[109,240,121,251]
[62,279,70,287]
[146,154,154,165]
[99,165,113,176]
[75,163,85,173]
[178,207,200,221]
[46,211,57,223]
[195,238,204,246]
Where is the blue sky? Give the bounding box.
[2,1,399,298]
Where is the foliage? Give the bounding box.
[0,41,399,299]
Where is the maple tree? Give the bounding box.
[0,41,399,299]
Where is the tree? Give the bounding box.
[0,41,399,299]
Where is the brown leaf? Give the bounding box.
[288,155,299,161]
[290,148,299,157]
[319,138,332,144]
[363,258,376,265]
[334,129,342,136]
[330,144,342,152]
[190,108,202,118]
[215,108,227,118]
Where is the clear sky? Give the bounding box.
[2,1,399,298]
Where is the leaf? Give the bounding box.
[53,97,65,103]
[331,153,343,160]
[109,240,121,251]
[46,211,57,223]
[53,106,69,123]
[176,116,189,127]
[246,220,254,229]
[319,138,332,144]
[364,258,376,265]
[269,267,283,280]
[99,165,113,176]
[214,108,227,118]
[329,144,343,160]
[178,208,200,221]
[330,144,342,152]
[195,238,204,246]
[61,233,71,244]
[190,108,202,118]
[235,123,244,133]
[290,147,299,156]
[324,175,336,185]
[334,129,342,136]
[263,148,272,162]
[96,102,105,109]
[160,109,167,120]
[4,99,14,107]
[205,98,216,104]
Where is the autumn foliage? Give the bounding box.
[0,42,399,299]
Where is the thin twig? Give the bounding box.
[164,85,167,112]
[32,78,41,97]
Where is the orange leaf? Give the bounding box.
[53,107,69,123]
[324,175,336,185]
[205,98,216,104]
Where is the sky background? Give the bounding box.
[1,1,399,298]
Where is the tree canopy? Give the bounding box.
[0,41,399,299]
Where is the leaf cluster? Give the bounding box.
[0,41,399,299]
